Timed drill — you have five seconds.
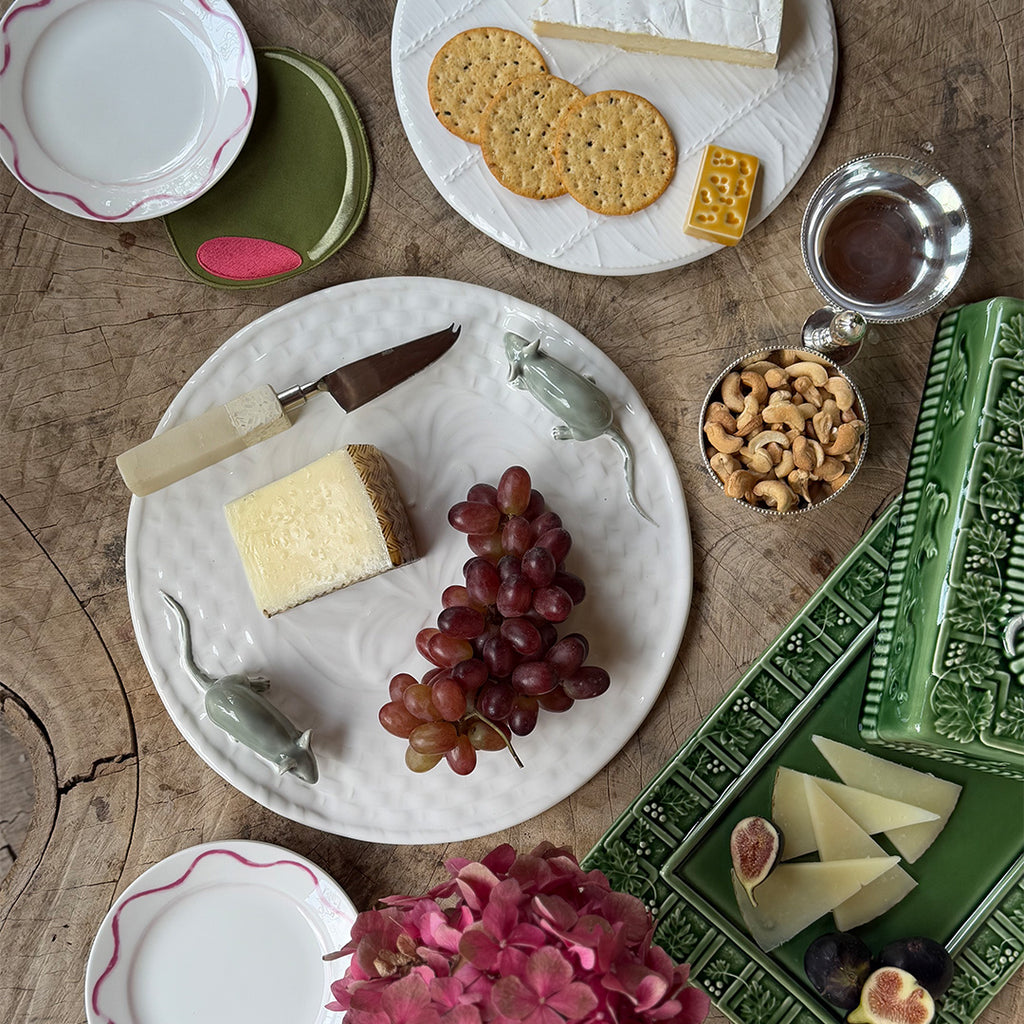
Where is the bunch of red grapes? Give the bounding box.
[378,466,610,775]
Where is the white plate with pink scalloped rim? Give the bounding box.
[84,840,356,1024]
[124,276,691,844]
[391,0,837,275]
[0,0,256,221]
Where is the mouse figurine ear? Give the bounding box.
[296,730,313,750]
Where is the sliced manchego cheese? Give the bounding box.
[224,445,417,616]
[772,766,939,859]
[731,856,900,951]
[812,736,962,863]
[804,778,917,931]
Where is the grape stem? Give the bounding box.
[467,711,524,769]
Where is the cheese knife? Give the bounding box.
[117,323,461,496]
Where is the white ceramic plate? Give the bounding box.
[85,840,356,1024]
[391,0,836,275]
[124,276,691,843]
[0,0,256,221]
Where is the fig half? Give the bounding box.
[804,931,873,1010]
[848,967,935,1024]
[729,815,783,906]
[877,937,954,999]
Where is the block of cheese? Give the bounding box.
[225,446,417,616]
[812,736,962,864]
[805,778,917,932]
[532,0,784,69]
[684,145,760,245]
[772,766,939,859]
[731,856,900,951]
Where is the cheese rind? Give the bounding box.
[812,736,962,863]
[805,778,917,931]
[532,0,784,69]
[225,446,417,616]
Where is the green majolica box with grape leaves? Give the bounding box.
[861,296,1024,778]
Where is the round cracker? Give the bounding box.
[554,90,677,215]
[480,73,585,199]
[428,27,548,144]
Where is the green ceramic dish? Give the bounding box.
[584,502,1024,1024]
[862,297,1024,778]
[164,47,372,288]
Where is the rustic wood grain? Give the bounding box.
[1,1,1021,1022]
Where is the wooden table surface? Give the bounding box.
[2,1,1021,1021]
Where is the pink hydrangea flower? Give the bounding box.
[326,844,710,1024]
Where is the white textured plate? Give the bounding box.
[391,0,836,275]
[0,0,256,221]
[85,840,356,1024]
[124,277,691,843]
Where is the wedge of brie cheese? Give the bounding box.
[532,0,785,69]
[225,446,417,616]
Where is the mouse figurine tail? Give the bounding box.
[160,591,218,690]
[605,428,657,526]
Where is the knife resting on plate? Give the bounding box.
[117,323,461,496]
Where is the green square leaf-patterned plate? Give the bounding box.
[584,499,1024,1024]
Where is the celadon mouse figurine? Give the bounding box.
[160,591,319,784]
[504,313,655,524]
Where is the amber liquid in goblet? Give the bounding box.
[821,194,925,305]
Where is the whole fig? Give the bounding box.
[877,937,954,999]
[803,931,872,1010]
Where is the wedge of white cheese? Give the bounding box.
[772,766,939,859]
[532,0,785,69]
[805,778,917,931]
[225,446,417,616]
[732,856,900,950]
[812,736,963,863]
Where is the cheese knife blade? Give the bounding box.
[117,323,461,496]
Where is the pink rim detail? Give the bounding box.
[0,0,254,221]
[89,846,347,1023]
[197,236,304,280]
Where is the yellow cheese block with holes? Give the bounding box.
[684,144,759,245]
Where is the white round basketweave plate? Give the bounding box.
[391,0,837,275]
[125,277,691,844]
[85,841,356,1024]
[0,0,256,221]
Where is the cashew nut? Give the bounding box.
[739,446,774,474]
[793,435,825,472]
[709,451,739,483]
[720,372,745,413]
[774,450,796,478]
[762,403,806,431]
[735,393,763,437]
[764,366,789,389]
[824,375,855,412]
[725,470,762,502]
[793,376,824,407]
[818,456,846,482]
[741,359,778,377]
[812,408,837,445]
[705,401,738,433]
[704,420,744,453]
[786,361,830,387]
[740,370,769,404]
[749,429,791,451]
[825,421,864,456]
[753,479,798,512]
[787,468,814,503]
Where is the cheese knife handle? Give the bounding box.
[116,385,292,497]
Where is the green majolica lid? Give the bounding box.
[862,296,1024,777]
[164,46,372,288]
